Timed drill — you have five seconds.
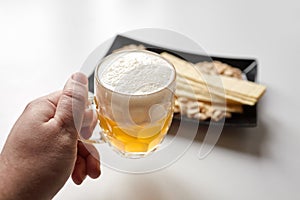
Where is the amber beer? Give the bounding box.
[94,50,176,158]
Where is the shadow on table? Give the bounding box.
[169,117,270,158]
[116,172,197,200]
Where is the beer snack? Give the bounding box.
[161,52,266,105]
[195,60,243,79]
[174,97,243,122]
[160,52,266,121]
[113,44,146,53]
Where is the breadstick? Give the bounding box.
[161,52,266,104]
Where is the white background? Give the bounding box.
[0,0,299,199]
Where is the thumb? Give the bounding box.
[55,72,88,137]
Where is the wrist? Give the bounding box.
[0,153,59,200]
[0,154,32,200]
[0,154,15,200]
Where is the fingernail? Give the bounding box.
[73,176,82,185]
[72,72,88,85]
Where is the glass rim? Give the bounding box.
[94,49,177,97]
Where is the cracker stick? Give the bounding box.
[161,52,266,103]
[176,75,256,105]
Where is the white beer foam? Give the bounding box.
[99,51,175,95]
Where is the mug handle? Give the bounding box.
[78,92,106,144]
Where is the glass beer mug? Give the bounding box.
[81,50,176,158]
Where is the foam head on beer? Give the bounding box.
[99,51,175,95]
[95,50,176,157]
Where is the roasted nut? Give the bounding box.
[194,113,208,120]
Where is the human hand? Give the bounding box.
[0,72,100,200]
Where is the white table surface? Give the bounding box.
[1,0,299,199]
